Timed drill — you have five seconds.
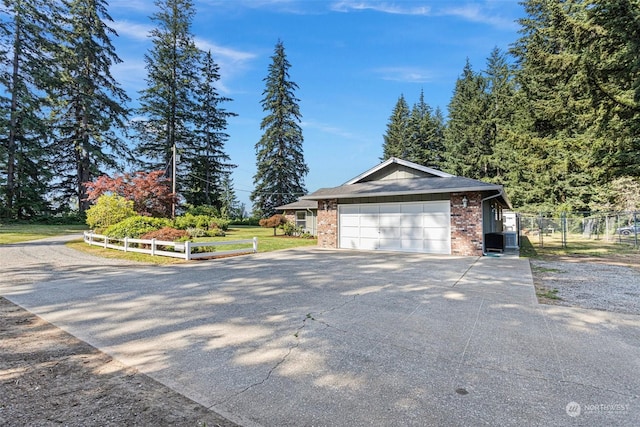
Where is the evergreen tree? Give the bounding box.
[134,0,200,192]
[431,107,446,169]
[0,0,61,219]
[183,50,236,207]
[48,0,130,213]
[381,94,410,160]
[443,60,490,179]
[483,47,516,180]
[407,90,445,168]
[219,173,241,219]
[251,40,308,218]
[511,0,608,211]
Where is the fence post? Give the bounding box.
[151,238,156,256]
[560,212,567,248]
[538,213,544,248]
[104,235,108,249]
[124,237,128,252]
[185,241,191,260]
[635,212,638,248]
[253,237,258,253]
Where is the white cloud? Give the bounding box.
[373,66,434,83]
[111,20,153,41]
[329,1,518,30]
[440,4,519,30]
[194,38,257,64]
[331,1,430,15]
[302,119,370,143]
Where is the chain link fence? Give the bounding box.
[519,211,639,249]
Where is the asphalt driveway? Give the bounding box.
[1,236,638,426]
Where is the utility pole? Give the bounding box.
[172,143,177,219]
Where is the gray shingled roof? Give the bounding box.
[275,199,318,211]
[301,176,504,200]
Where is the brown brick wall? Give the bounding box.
[316,199,338,248]
[282,210,295,225]
[450,192,484,256]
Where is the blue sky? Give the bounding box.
[107,0,525,210]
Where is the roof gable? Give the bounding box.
[344,157,453,185]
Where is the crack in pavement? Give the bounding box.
[211,295,359,407]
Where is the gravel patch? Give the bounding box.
[530,259,640,315]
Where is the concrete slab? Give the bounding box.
[1,238,639,426]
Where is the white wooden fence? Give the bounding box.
[83,231,258,260]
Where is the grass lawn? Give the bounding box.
[0,223,88,244]
[68,225,317,264]
[520,232,639,260]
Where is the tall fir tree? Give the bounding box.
[381,94,410,161]
[134,0,200,199]
[48,0,130,213]
[0,0,61,219]
[183,50,236,208]
[407,90,445,168]
[251,40,308,218]
[483,47,516,180]
[219,173,241,219]
[443,59,491,179]
[511,0,605,211]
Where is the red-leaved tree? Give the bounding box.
[84,171,175,217]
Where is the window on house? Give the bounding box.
[296,211,306,229]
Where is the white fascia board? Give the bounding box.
[343,157,454,185]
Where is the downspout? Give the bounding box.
[480,189,506,255]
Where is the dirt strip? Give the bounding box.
[0,297,238,427]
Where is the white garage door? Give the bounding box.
[339,201,451,254]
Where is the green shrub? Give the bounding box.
[174,213,230,231]
[186,227,207,238]
[185,204,220,217]
[281,222,302,236]
[209,218,230,231]
[174,213,211,230]
[104,215,170,238]
[206,229,226,237]
[86,194,136,230]
[230,217,260,226]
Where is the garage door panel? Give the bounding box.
[341,205,360,215]
[359,238,378,250]
[340,215,360,227]
[379,214,400,227]
[424,239,450,254]
[379,238,401,250]
[359,214,378,227]
[401,227,422,239]
[360,206,379,214]
[360,227,379,239]
[401,239,424,251]
[424,228,450,240]
[380,227,401,239]
[424,213,449,228]
[401,204,424,214]
[401,215,422,228]
[423,201,450,213]
[340,225,360,238]
[379,205,401,214]
[340,236,359,249]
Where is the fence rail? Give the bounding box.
[83,231,258,260]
